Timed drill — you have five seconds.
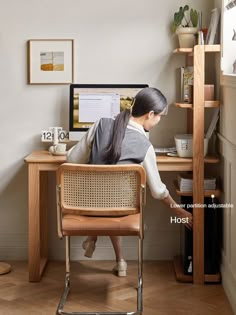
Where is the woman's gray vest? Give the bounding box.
[89,118,151,164]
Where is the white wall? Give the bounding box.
[0,0,214,261]
[215,0,236,313]
[221,4,236,74]
[219,79,236,315]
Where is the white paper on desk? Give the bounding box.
[79,93,120,122]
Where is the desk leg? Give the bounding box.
[28,164,48,282]
[40,171,48,277]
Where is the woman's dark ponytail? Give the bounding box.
[104,109,131,164]
[103,87,167,164]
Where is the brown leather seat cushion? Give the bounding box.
[62,213,141,236]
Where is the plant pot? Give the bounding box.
[176,27,198,48]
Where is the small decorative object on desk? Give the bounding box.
[41,127,69,155]
[41,127,69,144]
[49,143,67,156]
[171,5,199,48]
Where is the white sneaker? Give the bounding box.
[82,239,96,258]
[112,259,127,277]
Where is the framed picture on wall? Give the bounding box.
[27,39,74,84]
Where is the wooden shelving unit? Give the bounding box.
[173,45,221,284]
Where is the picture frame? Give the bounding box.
[27,39,74,84]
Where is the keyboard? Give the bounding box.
[154,147,177,154]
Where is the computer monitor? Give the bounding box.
[69,84,148,141]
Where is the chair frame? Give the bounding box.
[56,163,146,315]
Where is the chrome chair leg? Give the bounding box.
[137,237,143,314]
[56,272,70,315]
[57,236,71,315]
[56,235,143,315]
[65,236,71,274]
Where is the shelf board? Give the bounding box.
[205,100,220,107]
[173,48,193,54]
[173,44,221,54]
[156,155,220,171]
[174,180,221,197]
[173,256,221,283]
[175,100,220,108]
[204,44,221,52]
[204,155,220,163]
[157,155,193,171]
[175,102,193,108]
[157,155,220,163]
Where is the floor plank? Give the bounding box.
[0,261,233,315]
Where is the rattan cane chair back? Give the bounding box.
[59,163,145,216]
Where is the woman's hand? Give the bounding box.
[162,194,193,230]
[174,208,193,230]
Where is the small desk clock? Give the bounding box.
[41,127,69,145]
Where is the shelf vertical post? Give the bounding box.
[186,54,193,133]
[193,45,205,284]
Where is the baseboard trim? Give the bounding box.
[0,247,28,260]
[49,245,178,261]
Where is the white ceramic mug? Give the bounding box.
[49,143,67,154]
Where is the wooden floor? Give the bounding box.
[0,260,234,315]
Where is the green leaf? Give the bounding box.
[190,9,198,27]
[183,5,189,12]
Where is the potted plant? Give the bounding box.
[171,5,199,48]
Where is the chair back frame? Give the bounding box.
[56,163,146,238]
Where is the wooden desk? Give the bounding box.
[24,150,218,282]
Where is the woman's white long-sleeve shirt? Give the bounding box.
[67,119,169,200]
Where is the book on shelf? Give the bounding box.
[178,66,194,103]
[177,173,216,192]
[206,8,220,45]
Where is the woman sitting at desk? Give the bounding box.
[67,87,192,277]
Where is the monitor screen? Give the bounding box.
[69,84,148,140]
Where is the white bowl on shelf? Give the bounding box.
[175,134,208,158]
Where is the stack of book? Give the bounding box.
[177,173,216,192]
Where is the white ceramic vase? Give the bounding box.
[176,27,198,48]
